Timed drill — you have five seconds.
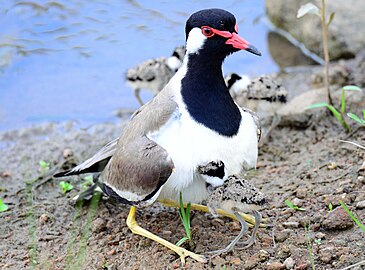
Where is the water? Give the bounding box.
[0,0,279,131]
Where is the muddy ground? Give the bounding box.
[1,65,365,270]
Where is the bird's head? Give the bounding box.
[185,9,261,58]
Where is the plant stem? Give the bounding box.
[321,0,333,106]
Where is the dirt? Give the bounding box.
[1,64,365,270]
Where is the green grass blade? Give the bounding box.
[363,110,365,120]
[176,237,189,247]
[339,200,365,233]
[186,203,191,233]
[342,85,362,91]
[347,113,365,125]
[306,102,329,109]
[341,88,345,114]
[0,198,9,212]
[179,192,186,222]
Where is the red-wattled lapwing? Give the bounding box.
[56,8,261,263]
[126,46,185,106]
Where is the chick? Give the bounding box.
[126,46,185,105]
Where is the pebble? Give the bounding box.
[315,232,326,240]
[283,222,299,229]
[275,230,290,242]
[258,249,270,262]
[319,246,335,263]
[92,217,107,233]
[39,213,49,225]
[244,256,258,269]
[292,198,303,207]
[296,188,307,199]
[284,257,295,269]
[322,207,354,230]
[230,257,241,265]
[107,249,116,256]
[63,148,73,158]
[267,261,285,270]
[356,200,365,209]
[278,245,291,259]
[358,175,365,184]
[295,263,310,270]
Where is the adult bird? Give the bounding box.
[55,8,261,263]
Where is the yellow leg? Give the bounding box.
[159,199,266,228]
[126,206,207,264]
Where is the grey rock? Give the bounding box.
[322,207,354,231]
[266,0,365,60]
[356,200,365,209]
[284,257,295,269]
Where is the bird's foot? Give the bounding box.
[126,206,207,265]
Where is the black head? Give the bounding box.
[184,8,261,58]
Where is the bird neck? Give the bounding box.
[181,52,242,137]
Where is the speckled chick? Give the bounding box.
[126,46,185,105]
[206,175,267,255]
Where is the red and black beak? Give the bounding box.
[201,24,261,56]
[225,32,261,56]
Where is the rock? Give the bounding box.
[319,246,336,263]
[283,222,299,229]
[92,217,107,233]
[277,88,327,127]
[284,257,295,269]
[230,257,241,265]
[275,230,290,243]
[39,213,49,225]
[265,0,365,60]
[244,256,259,270]
[356,200,365,209]
[267,261,286,270]
[278,245,291,259]
[322,206,354,230]
[292,198,304,207]
[358,176,365,184]
[295,188,307,199]
[258,249,270,262]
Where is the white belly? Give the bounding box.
[147,107,258,204]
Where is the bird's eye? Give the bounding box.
[201,26,214,38]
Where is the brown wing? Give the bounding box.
[102,135,174,206]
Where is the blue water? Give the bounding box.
[0,0,278,131]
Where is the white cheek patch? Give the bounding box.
[186,28,207,54]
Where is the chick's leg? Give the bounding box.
[206,212,249,256]
[126,206,207,264]
[237,210,262,249]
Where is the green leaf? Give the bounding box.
[59,181,74,194]
[329,202,333,211]
[347,113,365,125]
[285,199,306,211]
[179,192,186,224]
[0,198,9,212]
[297,3,320,18]
[306,102,329,109]
[186,202,191,235]
[176,237,189,247]
[327,12,335,26]
[341,88,346,114]
[39,160,49,169]
[339,200,365,233]
[342,85,362,92]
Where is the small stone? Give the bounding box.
[0,171,12,178]
[358,175,365,184]
[278,245,291,259]
[244,256,258,269]
[322,207,354,231]
[92,217,107,233]
[295,263,310,270]
[284,257,295,269]
[267,261,285,270]
[275,230,290,242]
[39,213,49,225]
[319,246,335,263]
[296,188,307,199]
[356,200,365,209]
[292,198,303,207]
[283,222,299,229]
[258,250,270,262]
[315,232,326,240]
[230,257,241,265]
[107,249,116,256]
